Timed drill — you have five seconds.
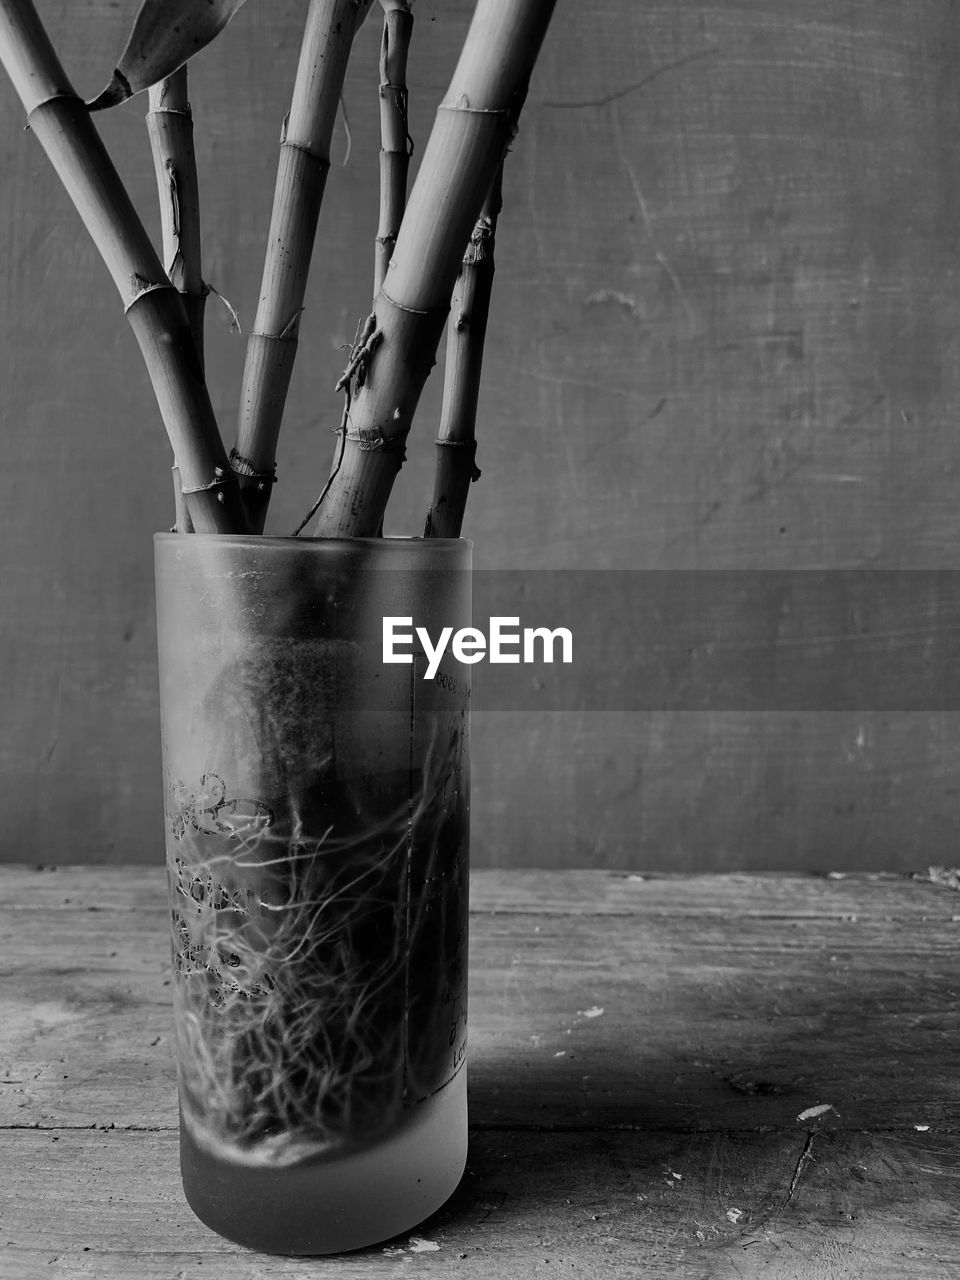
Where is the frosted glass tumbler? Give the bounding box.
[154,533,471,1254]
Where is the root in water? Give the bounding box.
[168,713,468,1169]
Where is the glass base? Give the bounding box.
[179,1067,468,1255]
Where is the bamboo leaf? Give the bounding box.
[87,0,250,112]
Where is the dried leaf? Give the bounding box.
[87,0,250,111]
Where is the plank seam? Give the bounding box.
[5,1122,958,1135]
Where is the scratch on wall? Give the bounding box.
[610,105,695,329]
[541,47,719,111]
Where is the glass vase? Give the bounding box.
[154,533,471,1254]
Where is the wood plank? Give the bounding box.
[3,870,958,1275]
[2,1128,957,1279]
[465,868,958,919]
[2,871,957,1132]
[7,864,959,919]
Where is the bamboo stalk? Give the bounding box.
[231,0,375,534]
[312,0,557,538]
[147,68,206,362]
[375,0,413,296]
[0,0,247,535]
[147,66,205,533]
[423,163,502,539]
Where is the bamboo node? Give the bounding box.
[433,440,481,480]
[279,137,333,168]
[346,425,406,455]
[229,449,277,488]
[147,106,193,120]
[123,278,176,314]
[25,90,82,117]
[181,467,237,496]
[379,82,413,153]
[377,290,432,317]
[249,329,296,344]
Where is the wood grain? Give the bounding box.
[1,868,958,1276]
[4,1129,958,1278]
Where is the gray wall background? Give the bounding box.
[3,0,960,870]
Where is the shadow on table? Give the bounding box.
[462,953,953,1137]
[347,952,957,1255]
[385,1061,802,1254]
[408,977,950,1243]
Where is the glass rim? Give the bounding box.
[154,532,472,552]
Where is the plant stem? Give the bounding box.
[312,0,557,538]
[0,0,247,534]
[231,0,375,534]
[423,162,502,539]
[147,68,206,363]
[375,0,413,297]
[147,66,205,533]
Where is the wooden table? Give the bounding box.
[2,866,958,1278]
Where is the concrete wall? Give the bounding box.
[2,0,960,869]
